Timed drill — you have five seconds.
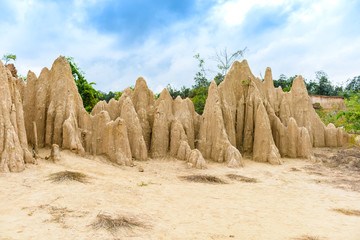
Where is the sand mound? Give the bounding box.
[0,56,350,172]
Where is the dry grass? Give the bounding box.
[46,206,74,224]
[22,197,89,228]
[333,208,360,216]
[47,170,89,183]
[92,212,146,233]
[179,175,227,184]
[226,174,258,183]
[293,235,321,240]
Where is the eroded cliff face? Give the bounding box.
[0,61,33,172]
[0,56,350,172]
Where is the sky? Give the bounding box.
[1,0,360,93]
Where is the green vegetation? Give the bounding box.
[66,57,102,113]
[315,91,360,133]
[2,53,16,64]
[274,71,344,96]
[337,92,360,133]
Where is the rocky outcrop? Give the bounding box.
[21,56,133,166]
[1,56,350,172]
[253,103,282,164]
[50,144,61,162]
[0,61,33,172]
[5,64,17,78]
[198,82,243,165]
[188,149,207,169]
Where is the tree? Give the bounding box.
[273,74,298,92]
[315,71,334,96]
[305,79,318,94]
[213,48,247,85]
[190,54,210,114]
[345,76,360,93]
[66,57,102,113]
[98,91,122,102]
[2,54,16,64]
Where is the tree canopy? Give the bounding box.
[2,54,16,64]
[66,57,102,113]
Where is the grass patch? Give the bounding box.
[226,174,258,183]
[92,212,146,233]
[47,170,89,183]
[179,175,227,184]
[333,208,360,216]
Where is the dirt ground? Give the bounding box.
[0,147,359,240]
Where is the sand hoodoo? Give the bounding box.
[0,56,350,172]
[0,61,34,172]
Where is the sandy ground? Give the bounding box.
[0,148,360,240]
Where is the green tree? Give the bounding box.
[98,91,122,102]
[273,74,298,92]
[345,76,360,93]
[66,57,102,113]
[315,71,334,96]
[2,54,16,64]
[190,54,210,114]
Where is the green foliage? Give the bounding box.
[274,72,344,96]
[18,74,27,82]
[191,87,207,114]
[315,91,360,133]
[316,108,345,128]
[273,74,298,92]
[66,57,102,113]
[98,91,122,102]
[214,73,224,85]
[2,54,16,64]
[345,76,360,93]
[190,54,210,114]
[315,71,334,96]
[167,84,190,99]
[337,91,360,133]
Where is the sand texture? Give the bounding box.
[0,148,359,240]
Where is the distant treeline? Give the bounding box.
[65,54,360,117]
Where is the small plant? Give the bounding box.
[137,181,148,187]
[92,212,147,233]
[47,170,89,183]
[241,79,250,86]
[179,175,227,184]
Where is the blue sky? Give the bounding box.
[1,0,360,93]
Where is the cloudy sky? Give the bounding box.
[1,0,359,93]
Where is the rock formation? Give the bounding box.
[0,56,350,172]
[0,61,33,172]
[5,63,17,78]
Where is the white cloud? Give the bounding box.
[1,0,359,94]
